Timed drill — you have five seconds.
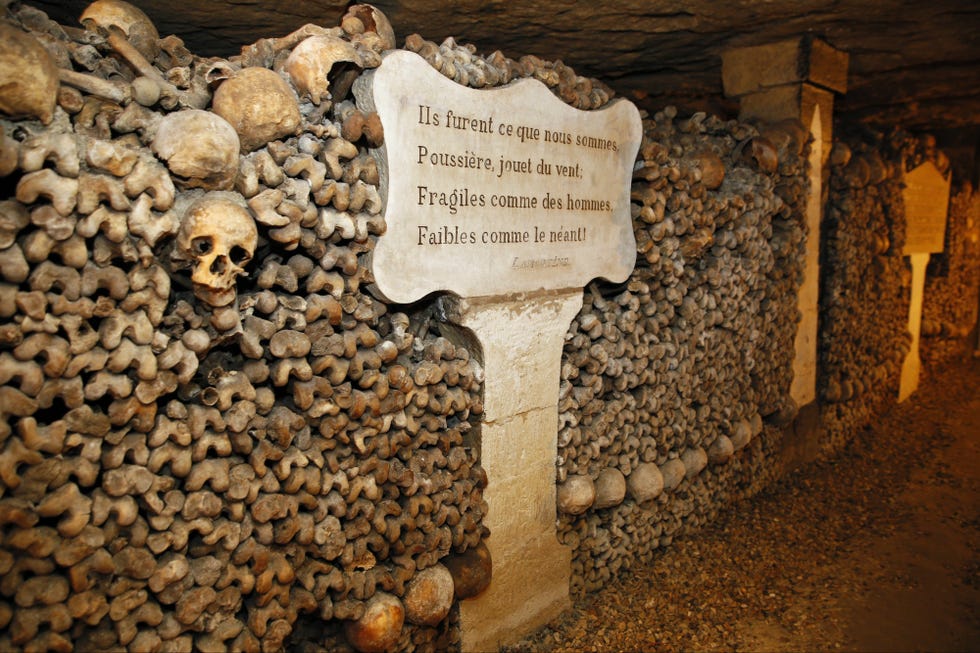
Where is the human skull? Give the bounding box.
[284,35,363,105]
[341,4,397,54]
[80,0,161,62]
[175,194,257,308]
[152,110,240,191]
[211,67,301,152]
[0,22,59,124]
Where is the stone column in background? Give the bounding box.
[722,36,849,411]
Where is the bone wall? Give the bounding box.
[0,2,972,650]
[0,5,493,652]
[554,106,812,594]
[814,132,911,456]
[0,2,675,649]
[553,109,972,596]
[921,185,980,366]
[816,129,977,460]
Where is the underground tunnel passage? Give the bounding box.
[0,1,978,651]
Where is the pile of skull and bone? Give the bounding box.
[0,1,510,652]
[1,0,830,648]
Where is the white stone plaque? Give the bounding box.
[354,50,641,304]
[903,161,950,255]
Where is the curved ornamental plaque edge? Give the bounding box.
[354,50,641,304]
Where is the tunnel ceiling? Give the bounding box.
[25,0,980,134]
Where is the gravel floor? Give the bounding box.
[503,356,980,652]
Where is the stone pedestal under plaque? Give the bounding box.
[355,51,642,650]
[440,290,582,650]
[900,252,930,402]
[899,161,951,402]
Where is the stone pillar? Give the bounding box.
[443,290,582,652]
[722,36,848,411]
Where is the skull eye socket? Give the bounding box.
[191,236,213,256]
[230,246,251,265]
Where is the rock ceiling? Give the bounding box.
[27,0,980,136]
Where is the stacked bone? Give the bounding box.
[817,131,911,456]
[892,132,952,177]
[554,107,810,594]
[0,3,491,652]
[921,184,980,363]
[403,34,614,110]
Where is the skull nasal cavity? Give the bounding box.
[210,257,228,274]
